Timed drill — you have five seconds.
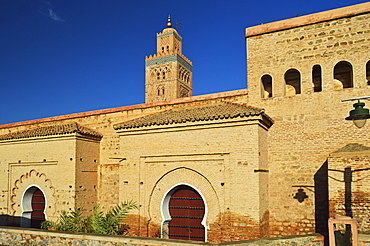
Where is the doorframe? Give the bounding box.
[160,183,208,241]
[21,185,47,227]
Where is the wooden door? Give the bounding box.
[30,188,45,228]
[168,185,205,241]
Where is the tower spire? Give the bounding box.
[167,15,172,28]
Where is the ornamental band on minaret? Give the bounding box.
[145,16,193,103]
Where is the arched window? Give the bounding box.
[312,65,322,92]
[261,74,272,98]
[334,61,353,89]
[366,60,370,85]
[285,69,301,95]
[162,185,206,241]
[22,186,46,228]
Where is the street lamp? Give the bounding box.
[342,96,370,128]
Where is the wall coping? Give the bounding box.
[245,2,370,37]
[0,89,247,130]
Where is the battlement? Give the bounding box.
[157,28,182,40]
[145,52,192,66]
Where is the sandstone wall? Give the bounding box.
[246,2,370,237]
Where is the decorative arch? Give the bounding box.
[147,167,220,241]
[284,69,301,95]
[334,61,353,89]
[261,74,272,98]
[11,169,57,220]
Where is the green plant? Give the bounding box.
[41,201,137,235]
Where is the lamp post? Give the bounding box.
[342,96,370,128]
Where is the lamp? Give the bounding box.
[342,96,370,128]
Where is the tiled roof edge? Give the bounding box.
[0,89,248,130]
[113,102,265,130]
[0,122,102,141]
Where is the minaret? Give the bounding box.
[145,16,193,103]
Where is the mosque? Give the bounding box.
[0,2,370,243]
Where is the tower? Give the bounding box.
[145,16,193,103]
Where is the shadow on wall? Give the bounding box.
[0,215,38,229]
[314,160,329,246]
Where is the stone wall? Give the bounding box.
[0,226,324,246]
[245,2,370,238]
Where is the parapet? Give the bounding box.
[145,52,193,66]
[245,2,370,37]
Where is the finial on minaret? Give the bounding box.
[167,15,172,28]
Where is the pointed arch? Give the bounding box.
[147,167,220,242]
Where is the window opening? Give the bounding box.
[312,65,322,92]
[334,61,353,89]
[261,74,273,98]
[366,60,370,86]
[285,69,301,95]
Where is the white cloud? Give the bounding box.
[48,9,65,22]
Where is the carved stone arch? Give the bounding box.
[10,169,57,219]
[147,167,220,232]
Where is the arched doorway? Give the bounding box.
[21,186,46,228]
[164,185,206,241]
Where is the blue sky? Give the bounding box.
[0,0,368,125]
